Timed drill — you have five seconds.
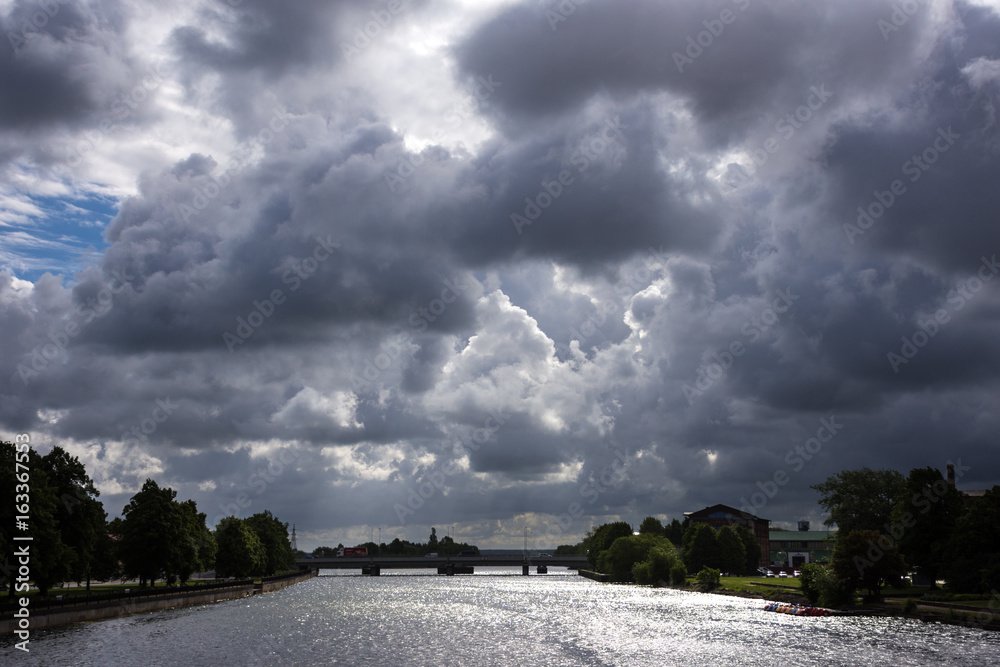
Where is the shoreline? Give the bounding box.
[1,570,317,636]
[575,572,1000,633]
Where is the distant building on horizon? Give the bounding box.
[684,504,770,567]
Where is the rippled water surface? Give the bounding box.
[5,569,1000,666]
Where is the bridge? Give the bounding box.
[296,554,589,576]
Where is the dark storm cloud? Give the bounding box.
[4,0,1000,550]
[454,0,929,138]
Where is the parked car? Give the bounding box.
[765,571,776,577]
[793,570,801,578]
[778,571,788,578]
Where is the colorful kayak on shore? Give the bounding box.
[763,603,832,616]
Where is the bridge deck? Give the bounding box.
[297,555,588,570]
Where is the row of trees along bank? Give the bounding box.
[557,516,761,586]
[1,441,295,596]
[805,465,1000,605]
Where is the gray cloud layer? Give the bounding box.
[2,0,999,549]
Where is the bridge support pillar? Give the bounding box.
[522,564,529,576]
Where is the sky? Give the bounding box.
[2,0,1000,553]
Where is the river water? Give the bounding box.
[4,568,999,666]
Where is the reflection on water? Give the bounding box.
[4,568,999,666]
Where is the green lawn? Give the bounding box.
[719,576,802,595]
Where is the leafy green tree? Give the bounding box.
[670,562,688,586]
[799,563,824,604]
[597,533,675,583]
[682,523,720,573]
[554,543,584,555]
[246,511,294,575]
[832,529,906,602]
[428,527,438,550]
[665,518,686,547]
[945,486,1000,593]
[632,542,681,586]
[120,479,187,586]
[812,468,906,535]
[171,500,216,583]
[735,525,760,575]
[312,546,339,557]
[215,516,265,578]
[696,567,720,591]
[583,521,633,569]
[890,467,964,588]
[717,525,745,575]
[3,444,73,596]
[638,516,663,535]
[40,446,107,590]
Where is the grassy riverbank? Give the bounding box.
[670,576,1000,632]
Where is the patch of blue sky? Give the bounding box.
[0,192,118,283]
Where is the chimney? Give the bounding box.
[947,464,955,487]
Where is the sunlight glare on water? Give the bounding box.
[3,569,999,666]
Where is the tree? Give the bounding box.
[312,546,339,557]
[696,567,721,591]
[812,468,906,535]
[665,518,685,546]
[583,521,633,569]
[632,541,682,586]
[246,511,294,575]
[173,500,216,583]
[945,486,1000,593]
[638,516,664,535]
[890,467,964,588]
[832,529,906,602]
[120,479,186,586]
[597,533,676,583]
[716,525,745,575]
[41,447,108,591]
[3,443,72,596]
[428,527,438,550]
[215,516,265,578]
[735,525,760,575]
[682,523,720,573]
